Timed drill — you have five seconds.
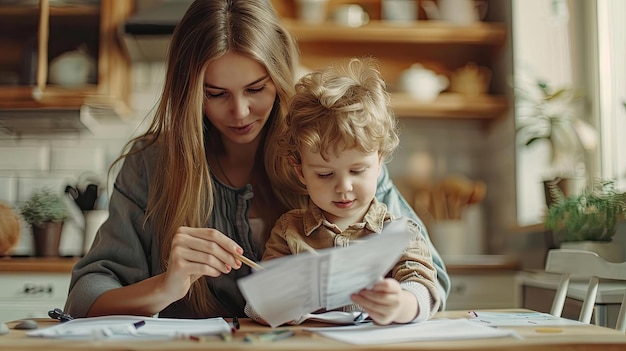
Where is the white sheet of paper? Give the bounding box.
[306,318,518,345]
[26,315,231,340]
[238,217,415,327]
[468,311,588,326]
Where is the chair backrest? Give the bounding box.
[545,249,626,332]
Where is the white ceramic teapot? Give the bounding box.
[422,0,487,25]
[48,45,96,88]
[398,64,449,102]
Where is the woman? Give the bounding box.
[64,0,449,319]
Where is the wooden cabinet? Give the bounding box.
[446,256,520,310]
[270,0,508,121]
[0,272,71,323]
[447,272,519,310]
[0,258,77,323]
[0,0,133,118]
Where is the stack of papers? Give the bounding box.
[26,315,231,340]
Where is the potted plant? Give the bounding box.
[544,180,626,262]
[19,188,70,257]
[515,78,598,206]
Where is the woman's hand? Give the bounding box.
[163,226,244,301]
[350,278,418,325]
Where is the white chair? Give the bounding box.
[545,248,626,332]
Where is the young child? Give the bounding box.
[260,58,441,325]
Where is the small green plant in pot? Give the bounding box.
[544,180,626,262]
[19,187,70,257]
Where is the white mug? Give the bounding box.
[332,4,370,27]
[381,0,418,24]
[422,0,488,25]
[295,0,329,24]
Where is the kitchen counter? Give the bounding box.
[0,257,79,273]
[445,254,520,274]
[0,255,519,274]
[0,257,78,323]
[443,255,521,310]
[0,255,520,314]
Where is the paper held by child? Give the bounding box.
[237,217,415,328]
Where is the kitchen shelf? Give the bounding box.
[273,0,509,122]
[0,257,78,273]
[391,93,508,119]
[281,19,507,46]
[0,0,133,132]
[0,4,99,16]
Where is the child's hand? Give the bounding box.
[350,279,418,325]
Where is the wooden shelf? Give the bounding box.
[0,4,98,16]
[0,256,78,273]
[275,4,509,122]
[0,85,98,108]
[281,19,507,45]
[391,93,509,119]
[278,18,508,121]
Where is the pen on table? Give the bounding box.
[234,252,264,270]
[232,316,240,330]
[245,329,295,342]
[133,320,146,329]
[353,312,366,323]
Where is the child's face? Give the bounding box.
[296,147,383,227]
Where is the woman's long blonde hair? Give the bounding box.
[111,0,305,316]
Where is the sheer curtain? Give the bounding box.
[513,0,579,225]
[596,0,626,190]
[514,0,626,226]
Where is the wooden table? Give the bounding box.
[2,310,626,350]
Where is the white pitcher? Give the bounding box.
[422,0,488,25]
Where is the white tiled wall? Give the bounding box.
[0,62,164,256]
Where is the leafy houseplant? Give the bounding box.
[515,78,598,207]
[545,180,626,242]
[515,79,597,178]
[544,180,626,261]
[19,188,70,257]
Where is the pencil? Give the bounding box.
[234,252,264,270]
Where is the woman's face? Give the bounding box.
[203,51,277,146]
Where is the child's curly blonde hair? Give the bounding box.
[277,57,400,194]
